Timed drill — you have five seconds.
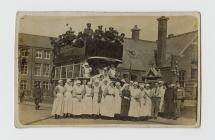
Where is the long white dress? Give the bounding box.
[114,87,122,114]
[101,86,115,117]
[139,89,152,117]
[51,85,65,116]
[128,88,140,117]
[100,84,108,115]
[157,86,166,112]
[82,86,93,114]
[63,84,73,114]
[72,85,84,115]
[92,85,101,115]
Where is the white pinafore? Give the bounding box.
[114,87,122,114]
[72,85,84,115]
[51,85,65,116]
[128,88,140,117]
[101,86,115,117]
[63,84,73,114]
[139,89,152,117]
[92,85,101,115]
[82,86,93,114]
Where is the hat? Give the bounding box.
[130,81,134,84]
[66,79,71,82]
[76,80,81,84]
[123,83,129,88]
[121,79,126,83]
[103,67,108,70]
[145,84,150,87]
[158,80,164,84]
[140,85,145,88]
[115,82,121,86]
[87,81,92,85]
[94,80,100,83]
[58,80,63,83]
[83,62,89,66]
[170,83,175,87]
[133,82,138,85]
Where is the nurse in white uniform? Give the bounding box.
[82,81,93,117]
[72,80,84,116]
[63,79,73,118]
[102,81,115,118]
[51,80,65,119]
[128,82,141,120]
[114,82,122,119]
[100,79,109,116]
[92,80,102,118]
[139,84,152,119]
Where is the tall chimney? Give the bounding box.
[131,25,141,40]
[157,16,169,67]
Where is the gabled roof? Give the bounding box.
[164,30,198,66]
[118,38,156,70]
[166,30,198,56]
[18,33,53,48]
[119,30,198,70]
[144,67,162,77]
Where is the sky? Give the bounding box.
[18,13,198,41]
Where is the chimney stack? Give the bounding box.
[131,25,141,40]
[157,16,169,67]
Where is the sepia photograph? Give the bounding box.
[15,12,200,127]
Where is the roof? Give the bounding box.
[118,38,156,71]
[143,67,162,78]
[119,30,198,70]
[164,30,198,66]
[18,33,53,48]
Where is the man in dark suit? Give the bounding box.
[33,84,43,110]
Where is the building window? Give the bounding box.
[20,63,28,74]
[61,66,67,78]
[122,74,128,79]
[179,70,185,87]
[34,63,42,76]
[44,50,51,59]
[66,65,73,78]
[20,49,29,57]
[35,50,42,59]
[34,81,41,87]
[191,68,198,80]
[73,64,81,78]
[42,81,49,90]
[43,64,50,76]
[54,67,60,79]
[131,74,138,81]
[20,80,27,90]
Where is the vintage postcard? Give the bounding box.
[15,12,201,127]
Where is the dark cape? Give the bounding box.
[120,89,131,117]
[164,87,176,114]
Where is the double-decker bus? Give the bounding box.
[50,24,125,84]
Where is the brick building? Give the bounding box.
[18,33,53,100]
[118,16,199,100]
[18,16,199,101]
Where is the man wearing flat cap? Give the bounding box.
[150,81,166,119]
[83,23,93,37]
[95,25,104,40]
[33,83,43,110]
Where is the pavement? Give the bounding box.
[17,102,197,126]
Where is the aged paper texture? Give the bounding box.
[15,12,201,127]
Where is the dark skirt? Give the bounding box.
[120,99,130,117]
